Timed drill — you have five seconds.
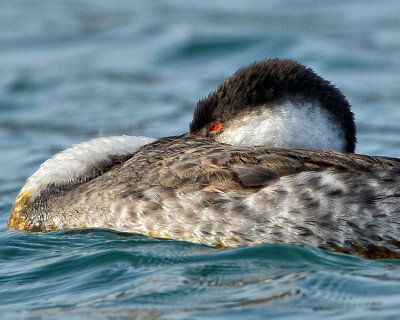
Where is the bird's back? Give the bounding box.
[11,134,400,258]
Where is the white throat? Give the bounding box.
[22,135,155,201]
[216,101,346,152]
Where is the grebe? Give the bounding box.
[8,59,400,259]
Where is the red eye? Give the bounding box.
[208,121,221,132]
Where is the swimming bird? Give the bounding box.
[8,59,400,259]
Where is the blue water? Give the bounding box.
[1,1,400,319]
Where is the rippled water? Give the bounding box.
[1,1,400,319]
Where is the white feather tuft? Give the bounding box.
[22,135,155,200]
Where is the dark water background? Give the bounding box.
[1,1,400,319]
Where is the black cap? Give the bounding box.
[190,59,356,152]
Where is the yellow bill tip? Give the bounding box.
[8,190,31,230]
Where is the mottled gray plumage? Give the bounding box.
[8,58,400,259]
[12,134,400,258]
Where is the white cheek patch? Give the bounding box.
[22,135,156,201]
[217,101,346,152]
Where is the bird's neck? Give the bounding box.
[216,101,347,152]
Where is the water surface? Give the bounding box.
[1,1,400,319]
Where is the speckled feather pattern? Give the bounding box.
[9,59,400,259]
[20,135,400,257]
